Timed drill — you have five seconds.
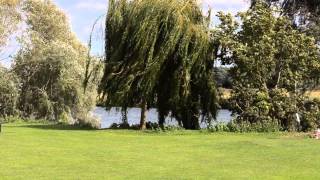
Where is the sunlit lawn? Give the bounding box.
[1,123,320,179]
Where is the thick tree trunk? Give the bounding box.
[140,99,147,130]
[191,113,200,130]
[121,108,128,125]
[159,114,165,130]
[182,117,200,129]
[181,109,200,130]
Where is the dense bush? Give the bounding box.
[228,120,280,133]
[229,87,320,132]
[214,67,232,89]
[208,123,230,132]
[269,89,303,131]
[109,122,184,131]
[208,120,279,133]
[300,99,320,132]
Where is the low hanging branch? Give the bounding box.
[100,0,218,130]
[83,14,106,93]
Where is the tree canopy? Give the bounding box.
[101,0,218,129]
[0,0,21,53]
[13,0,98,127]
[251,0,320,42]
[217,2,320,131]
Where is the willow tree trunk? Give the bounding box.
[140,99,147,130]
[181,108,200,130]
[159,114,165,130]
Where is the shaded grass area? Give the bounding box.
[0,123,319,179]
[20,123,97,131]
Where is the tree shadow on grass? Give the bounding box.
[21,124,99,131]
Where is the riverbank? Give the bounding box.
[0,123,319,179]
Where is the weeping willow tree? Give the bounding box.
[100,0,218,129]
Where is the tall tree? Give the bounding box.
[13,0,98,127]
[101,0,218,129]
[217,2,320,131]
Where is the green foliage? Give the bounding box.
[109,122,184,131]
[208,122,230,132]
[0,66,19,119]
[101,0,218,129]
[300,99,320,132]
[227,120,280,132]
[227,87,282,132]
[230,87,272,123]
[217,2,320,131]
[22,0,73,43]
[0,0,21,52]
[220,2,319,90]
[13,0,99,128]
[214,67,232,88]
[208,120,280,133]
[269,89,303,131]
[253,0,320,42]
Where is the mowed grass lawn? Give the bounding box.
[1,123,320,179]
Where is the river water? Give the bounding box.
[91,107,234,129]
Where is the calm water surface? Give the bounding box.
[91,107,234,129]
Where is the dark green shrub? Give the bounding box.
[109,122,131,129]
[227,119,279,133]
[208,123,230,132]
[269,89,302,131]
[300,99,320,132]
[146,122,160,130]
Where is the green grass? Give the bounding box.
[1,123,320,179]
